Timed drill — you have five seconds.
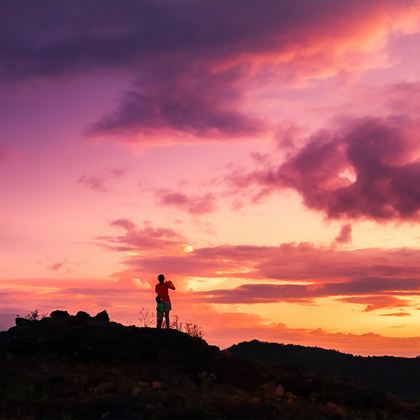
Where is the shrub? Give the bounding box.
[25,310,47,321]
[138,311,204,338]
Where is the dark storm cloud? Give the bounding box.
[1,0,401,78]
[1,0,415,138]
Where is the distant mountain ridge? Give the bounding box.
[227,339,420,397]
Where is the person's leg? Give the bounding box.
[157,313,163,329]
[164,301,172,329]
[164,311,170,329]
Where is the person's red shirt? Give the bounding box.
[155,281,175,302]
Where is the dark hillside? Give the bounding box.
[1,312,420,419]
[228,340,420,397]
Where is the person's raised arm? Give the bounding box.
[166,280,175,290]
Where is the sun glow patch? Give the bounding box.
[215,267,252,275]
[182,244,194,253]
[132,278,150,289]
[337,167,357,184]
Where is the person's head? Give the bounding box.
[158,274,165,283]
[155,295,161,303]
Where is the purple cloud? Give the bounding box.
[88,66,264,139]
[109,167,127,178]
[47,262,64,271]
[99,219,185,254]
[157,190,216,215]
[78,175,107,192]
[333,223,352,246]
[78,167,127,192]
[235,117,420,221]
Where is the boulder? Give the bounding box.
[93,310,110,322]
[75,311,91,321]
[50,310,70,319]
[15,317,31,327]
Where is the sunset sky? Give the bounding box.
[2,0,420,356]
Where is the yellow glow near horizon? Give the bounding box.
[182,244,194,253]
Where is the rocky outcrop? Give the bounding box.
[7,310,216,369]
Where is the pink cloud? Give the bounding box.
[78,175,107,192]
[332,223,352,246]
[77,167,127,193]
[157,190,216,215]
[112,236,420,283]
[355,82,420,117]
[110,219,137,231]
[108,167,127,178]
[47,262,64,272]
[98,219,186,255]
[339,295,409,312]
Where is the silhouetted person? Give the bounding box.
[155,273,175,329]
[155,295,165,329]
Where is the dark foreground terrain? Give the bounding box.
[1,311,420,419]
